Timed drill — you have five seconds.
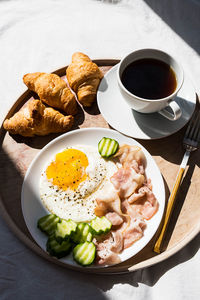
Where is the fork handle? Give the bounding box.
[153,167,185,254]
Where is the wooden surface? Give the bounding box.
[0,60,200,274]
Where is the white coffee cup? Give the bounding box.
[118,49,184,121]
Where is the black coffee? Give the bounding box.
[121,58,177,100]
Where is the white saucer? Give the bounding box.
[97,64,196,140]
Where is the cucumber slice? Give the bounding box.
[71,223,93,244]
[46,235,71,258]
[98,137,119,158]
[37,214,60,236]
[90,216,112,235]
[73,242,96,266]
[55,219,77,243]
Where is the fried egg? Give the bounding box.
[40,145,118,222]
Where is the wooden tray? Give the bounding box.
[0,60,200,274]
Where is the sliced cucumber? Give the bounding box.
[73,242,96,266]
[37,214,60,236]
[98,137,119,158]
[71,223,93,244]
[46,235,72,258]
[90,216,112,235]
[55,219,77,243]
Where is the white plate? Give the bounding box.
[21,128,165,268]
[97,64,196,140]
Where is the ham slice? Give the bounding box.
[94,183,122,216]
[94,231,123,265]
[114,144,131,163]
[145,178,152,191]
[94,231,124,254]
[121,200,146,249]
[122,199,142,219]
[114,144,146,174]
[128,186,159,220]
[105,212,123,226]
[96,249,121,265]
[123,218,146,249]
[128,191,144,204]
[110,231,124,253]
[111,167,144,198]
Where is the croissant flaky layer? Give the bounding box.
[23,72,77,115]
[3,99,74,137]
[66,52,103,107]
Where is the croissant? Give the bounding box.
[66,52,103,107]
[23,72,77,115]
[3,99,74,137]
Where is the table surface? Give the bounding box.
[0,0,200,299]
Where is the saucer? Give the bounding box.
[97,64,196,140]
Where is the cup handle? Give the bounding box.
[158,101,182,121]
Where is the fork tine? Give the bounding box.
[193,113,200,141]
[185,121,191,139]
[190,111,199,138]
[196,119,200,142]
[185,110,200,140]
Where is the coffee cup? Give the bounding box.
[117,49,184,121]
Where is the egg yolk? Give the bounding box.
[46,149,89,190]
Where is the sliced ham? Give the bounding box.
[105,212,123,226]
[114,144,146,174]
[123,218,146,249]
[122,199,142,219]
[127,192,144,204]
[128,159,141,174]
[94,231,123,265]
[111,167,144,198]
[95,201,108,217]
[110,231,124,253]
[128,186,159,220]
[94,183,122,216]
[96,249,121,265]
[94,231,123,254]
[145,178,152,191]
[114,144,132,164]
[93,233,112,251]
[114,144,141,164]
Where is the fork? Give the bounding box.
[154,108,200,253]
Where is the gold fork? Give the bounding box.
[154,108,200,253]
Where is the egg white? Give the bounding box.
[40,145,118,222]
